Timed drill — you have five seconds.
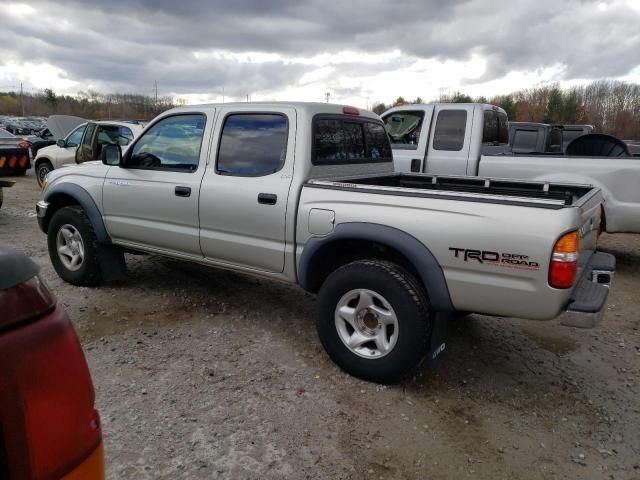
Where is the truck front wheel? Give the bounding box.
[48,206,102,286]
[316,259,432,384]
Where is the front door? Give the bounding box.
[102,112,211,256]
[199,107,296,273]
[75,123,97,164]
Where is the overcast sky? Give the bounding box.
[1,0,640,107]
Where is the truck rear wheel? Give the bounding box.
[316,259,432,384]
[48,206,102,286]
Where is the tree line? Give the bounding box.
[373,80,640,139]
[0,89,182,121]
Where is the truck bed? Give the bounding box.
[306,173,597,210]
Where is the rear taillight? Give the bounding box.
[18,140,30,150]
[549,231,579,289]
[597,205,604,239]
[343,106,360,115]
[0,276,56,331]
[16,313,101,479]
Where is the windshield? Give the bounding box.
[382,111,424,150]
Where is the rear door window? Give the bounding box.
[216,114,288,176]
[313,117,392,165]
[433,110,467,151]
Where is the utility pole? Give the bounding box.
[20,82,24,116]
[325,92,330,103]
[154,80,158,107]
[246,94,249,103]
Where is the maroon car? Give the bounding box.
[0,248,104,479]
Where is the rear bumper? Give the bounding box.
[62,442,104,480]
[559,252,615,328]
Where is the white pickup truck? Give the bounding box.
[36,102,614,383]
[384,103,640,233]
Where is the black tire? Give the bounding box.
[36,161,53,188]
[316,259,432,384]
[48,206,102,286]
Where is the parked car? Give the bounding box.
[0,248,104,479]
[384,103,640,233]
[509,122,594,153]
[35,102,615,383]
[0,129,31,177]
[33,120,143,187]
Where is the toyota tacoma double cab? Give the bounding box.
[384,103,640,233]
[36,102,615,383]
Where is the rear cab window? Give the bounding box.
[313,115,392,165]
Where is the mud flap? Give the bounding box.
[428,313,448,362]
[98,244,127,282]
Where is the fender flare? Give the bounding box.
[298,222,454,311]
[44,183,111,244]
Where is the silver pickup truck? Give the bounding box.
[384,103,640,233]
[36,102,615,383]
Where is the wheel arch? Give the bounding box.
[34,156,54,169]
[298,223,454,312]
[42,184,111,243]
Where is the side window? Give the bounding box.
[482,111,498,144]
[127,114,205,172]
[366,122,392,159]
[119,127,134,146]
[81,124,97,146]
[512,130,539,152]
[383,111,424,149]
[313,117,392,165]
[433,110,467,151]
[217,114,288,176]
[497,112,508,144]
[66,125,86,147]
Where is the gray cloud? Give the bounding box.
[2,0,640,98]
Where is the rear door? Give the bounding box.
[102,112,211,256]
[199,106,296,273]
[424,105,474,175]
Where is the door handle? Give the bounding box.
[175,186,191,197]
[258,193,277,205]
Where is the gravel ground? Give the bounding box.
[1,172,639,480]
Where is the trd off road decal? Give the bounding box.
[449,248,540,271]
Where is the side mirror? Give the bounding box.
[56,139,67,148]
[101,144,122,166]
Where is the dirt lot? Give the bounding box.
[1,173,639,480]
